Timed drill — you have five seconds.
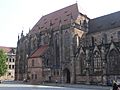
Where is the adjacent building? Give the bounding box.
[0,46,16,81]
[15,3,120,85]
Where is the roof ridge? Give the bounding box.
[91,11,120,20]
[42,3,78,18]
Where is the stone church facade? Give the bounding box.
[15,3,120,85]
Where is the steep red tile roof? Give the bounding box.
[29,45,48,58]
[30,3,79,34]
[0,46,15,53]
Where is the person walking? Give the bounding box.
[113,82,118,90]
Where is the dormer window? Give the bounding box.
[111,21,116,25]
[38,26,40,29]
[64,19,68,21]
[67,14,71,16]
[52,23,55,25]
[44,21,47,24]
[64,11,68,13]
[55,18,58,20]
[41,26,44,29]
[44,18,47,21]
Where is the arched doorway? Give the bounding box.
[63,68,70,83]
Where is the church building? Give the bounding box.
[15,3,120,85]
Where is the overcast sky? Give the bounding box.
[0,0,120,47]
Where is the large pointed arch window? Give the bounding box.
[64,31,70,61]
[108,49,120,74]
[79,53,86,75]
[93,51,102,73]
[54,33,60,68]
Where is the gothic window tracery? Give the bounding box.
[54,33,60,68]
[93,51,102,72]
[64,31,70,61]
[79,53,86,75]
[108,49,120,74]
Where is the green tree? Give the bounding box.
[0,49,7,77]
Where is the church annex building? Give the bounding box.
[15,3,120,85]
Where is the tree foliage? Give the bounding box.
[0,49,7,77]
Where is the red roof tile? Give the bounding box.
[30,3,79,34]
[0,46,15,53]
[29,45,48,58]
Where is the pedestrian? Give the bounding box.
[113,82,118,90]
[55,80,58,83]
[118,84,120,90]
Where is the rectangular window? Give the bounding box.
[35,74,37,79]
[12,58,15,62]
[31,74,34,79]
[12,65,14,69]
[8,72,11,76]
[53,70,55,76]
[9,65,11,69]
[57,70,59,76]
[6,58,8,62]
[32,60,34,66]
[9,58,11,62]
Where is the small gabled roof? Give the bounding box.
[29,45,48,58]
[89,11,120,33]
[0,46,16,54]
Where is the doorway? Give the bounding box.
[63,68,70,83]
